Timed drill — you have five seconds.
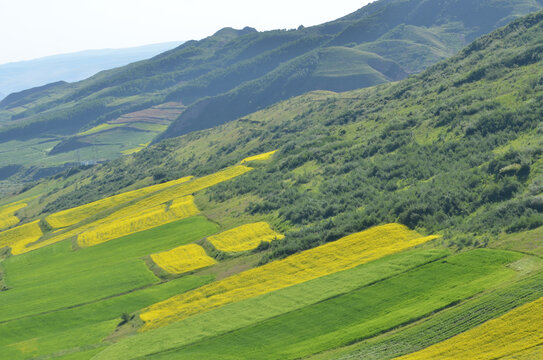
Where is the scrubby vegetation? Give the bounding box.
[1,0,540,180]
[1,4,543,360]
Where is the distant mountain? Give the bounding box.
[0,42,183,99]
[0,0,541,181]
[2,9,543,359]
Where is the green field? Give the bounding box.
[93,249,521,360]
[1,6,543,360]
[0,216,218,359]
[134,249,519,360]
[310,263,543,359]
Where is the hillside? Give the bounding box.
[0,8,542,359]
[0,0,541,181]
[0,42,184,101]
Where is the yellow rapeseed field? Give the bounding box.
[12,165,252,254]
[140,223,439,331]
[396,296,543,360]
[208,222,285,252]
[77,196,199,247]
[0,220,43,252]
[0,203,26,230]
[240,150,277,164]
[151,244,217,274]
[87,165,252,223]
[45,176,194,228]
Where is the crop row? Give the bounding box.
[398,295,543,359]
[5,165,252,255]
[45,176,194,229]
[139,223,438,331]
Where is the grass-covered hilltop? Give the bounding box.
[0,0,541,182]
[1,2,543,360]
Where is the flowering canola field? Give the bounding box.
[77,196,199,247]
[45,176,193,229]
[397,296,543,360]
[10,165,252,254]
[151,244,217,274]
[241,150,277,164]
[0,220,43,252]
[208,222,285,252]
[140,223,439,331]
[0,203,26,231]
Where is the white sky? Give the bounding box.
[0,0,373,65]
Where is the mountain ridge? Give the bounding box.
[0,42,184,100]
[0,0,541,182]
[0,8,542,359]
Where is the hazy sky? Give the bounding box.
[0,0,373,65]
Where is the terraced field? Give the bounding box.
[0,220,42,250]
[77,196,200,247]
[139,224,439,331]
[307,266,543,360]
[145,251,519,360]
[0,164,252,255]
[0,217,217,360]
[45,175,193,229]
[0,151,541,360]
[240,150,277,164]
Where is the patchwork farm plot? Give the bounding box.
[139,223,439,331]
[1,164,252,255]
[0,220,42,250]
[240,150,277,164]
[45,175,194,229]
[0,151,542,360]
[398,295,543,359]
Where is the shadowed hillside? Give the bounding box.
[0,0,541,181]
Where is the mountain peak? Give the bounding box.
[213,26,257,38]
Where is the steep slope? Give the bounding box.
[24,8,542,258]
[0,9,543,360]
[0,0,541,181]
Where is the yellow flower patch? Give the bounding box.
[396,296,543,360]
[14,165,252,254]
[0,220,43,253]
[240,150,277,164]
[0,203,26,231]
[208,222,284,252]
[45,176,193,229]
[77,196,199,247]
[140,223,438,331]
[151,244,216,274]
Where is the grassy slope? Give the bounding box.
[0,217,217,359]
[310,259,543,360]
[34,10,543,260]
[1,0,540,180]
[0,8,542,360]
[0,216,216,322]
[98,249,521,360]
